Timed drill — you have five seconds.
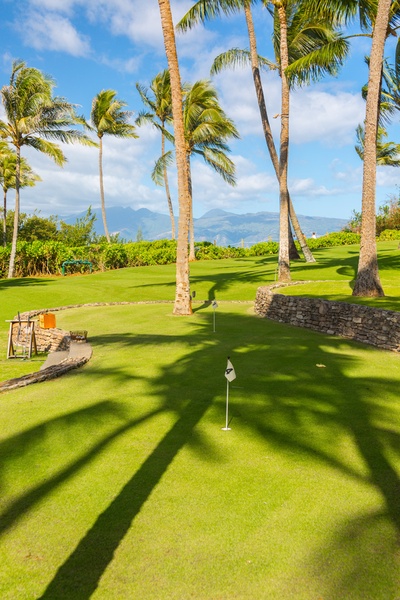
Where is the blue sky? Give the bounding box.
[0,0,399,223]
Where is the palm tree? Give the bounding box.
[184,80,239,260]
[0,142,41,246]
[0,60,96,278]
[355,124,400,166]
[352,0,393,297]
[307,0,400,296]
[136,70,176,239]
[90,90,138,243]
[178,0,306,263]
[157,0,192,315]
[155,79,239,261]
[178,0,348,279]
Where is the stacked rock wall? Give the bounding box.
[255,286,400,352]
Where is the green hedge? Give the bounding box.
[0,232,370,278]
[378,229,400,241]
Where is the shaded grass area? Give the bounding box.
[0,303,400,599]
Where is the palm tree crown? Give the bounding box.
[183,79,239,185]
[0,60,96,277]
[90,89,138,243]
[136,71,176,238]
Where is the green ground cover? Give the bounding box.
[0,242,399,599]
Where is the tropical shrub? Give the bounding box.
[378,229,400,240]
[0,230,384,279]
[249,241,279,256]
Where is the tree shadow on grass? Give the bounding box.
[2,308,400,598]
[0,402,163,540]
[38,397,212,599]
[232,320,400,597]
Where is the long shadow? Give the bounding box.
[38,397,211,599]
[231,319,400,595]
[0,404,163,538]
[0,277,53,290]
[2,307,400,597]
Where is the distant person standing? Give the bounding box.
[312,232,317,239]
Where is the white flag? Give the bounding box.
[225,358,236,382]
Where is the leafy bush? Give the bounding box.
[249,241,279,256]
[195,243,247,260]
[0,230,384,279]
[305,232,361,248]
[378,229,400,241]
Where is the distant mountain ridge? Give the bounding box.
[63,206,348,245]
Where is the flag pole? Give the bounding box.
[223,356,235,431]
[222,378,231,430]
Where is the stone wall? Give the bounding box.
[1,310,88,394]
[255,286,400,352]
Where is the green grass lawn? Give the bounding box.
[0,243,400,599]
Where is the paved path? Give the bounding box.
[40,341,92,370]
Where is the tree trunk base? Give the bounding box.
[352,270,384,297]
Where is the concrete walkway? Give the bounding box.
[40,341,92,370]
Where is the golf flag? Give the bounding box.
[225,358,236,382]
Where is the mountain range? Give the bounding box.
[63,206,348,246]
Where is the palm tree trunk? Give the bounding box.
[288,217,299,260]
[158,0,192,315]
[352,0,389,297]
[244,2,314,263]
[3,189,7,247]
[276,4,291,282]
[99,136,111,243]
[187,156,196,262]
[7,147,20,278]
[162,129,176,239]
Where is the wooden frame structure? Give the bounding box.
[6,315,37,359]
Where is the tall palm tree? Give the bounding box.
[352,0,393,297]
[185,80,239,260]
[307,0,400,296]
[136,70,176,239]
[0,60,96,278]
[157,0,192,315]
[0,142,41,246]
[90,90,138,243]
[355,124,400,166]
[179,1,348,279]
[178,0,311,263]
[154,79,239,261]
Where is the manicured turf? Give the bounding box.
[0,243,400,599]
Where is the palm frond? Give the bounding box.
[177,0,248,33]
[152,151,174,186]
[286,38,349,86]
[211,48,276,75]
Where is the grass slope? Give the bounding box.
[0,243,399,599]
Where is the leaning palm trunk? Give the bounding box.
[352,0,390,297]
[98,136,111,243]
[161,130,176,239]
[7,148,20,278]
[276,4,291,282]
[3,189,7,246]
[158,0,192,315]
[244,2,314,263]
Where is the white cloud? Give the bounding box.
[290,88,365,146]
[376,167,400,187]
[18,11,91,57]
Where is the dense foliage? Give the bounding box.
[0,232,377,278]
[344,194,400,235]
